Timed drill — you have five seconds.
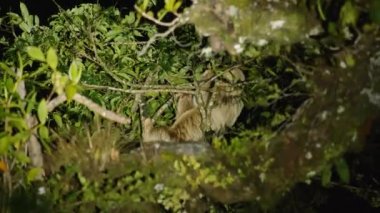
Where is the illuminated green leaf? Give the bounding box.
[340,1,359,26]
[68,60,82,84]
[37,99,48,124]
[27,167,44,182]
[0,137,11,154]
[53,113,63,128]
[38,125,49,140]
[20,2,29,22]
[46,48,58,70]
[5,78,14,92]
[345,54,355,67]
[26,46,45,61]
[0,63,16,77]
[19,22,31,33]
[165,0,175,11]
[8,117,28,131]
[124,12,135,24]
[65,84,77,101]
[173,1,182,11]
[14,151,30,164]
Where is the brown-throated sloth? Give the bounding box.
[142,68,244,143]
[204,68,245,132]
[142,94,203,143]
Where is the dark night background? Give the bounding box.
[0,0,379,212]
[0,0,135,24]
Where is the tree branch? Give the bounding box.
[46,94,131,125]
[82,83,196,95]
[134,5,179,27]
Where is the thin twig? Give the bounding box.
[134,5,179,27]
[153,97,174,121]
[82,83,196,94]
[132,75,154,112]
[138,23,180,56]
[123,83,194,89]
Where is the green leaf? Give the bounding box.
[13,132,30,145]
[14,151,30,164]
[46,48,58,70]
[27,14,33,26]
[335,158,350,184]
[0,63,17,77]
[0,137,11,154]
[125,12,135,24]
[340,1,359,26]
[321,165,332,187]
[53,113,63,128]
[38,125,49,140]
[68,60,82,84]
[8,117,28,131]
[26,46,45,61]
[37,99,48,124]
[65,84,77,101]
[34,15,40,26]
[165,0,175,11]
[27,167,44,182]
[345,54,355,67]
[5,78,15,93]
[173,1,182,11]
[20,2,29,22]
[133,30,143,37]
[271,113,286,126]
[19,22,31,33]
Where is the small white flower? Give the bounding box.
[201,47,213,57]
[154,183,164,192]
[337,106,345,114]
[270,20,286,30]
[233,43,244,53]
[351,131,357,142]
[320,111,328,120]
[259,173,266,183]
[340,61,347,69]
[306,170,316,177]
[257,39,268,46]
[38,187,46,195]
[305,152,312,160]
[361,88,380,107]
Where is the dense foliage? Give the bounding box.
[0,0,379,212]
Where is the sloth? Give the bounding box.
[142,94,203,143]
[206,68,245,132]
[142,68,245,143]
